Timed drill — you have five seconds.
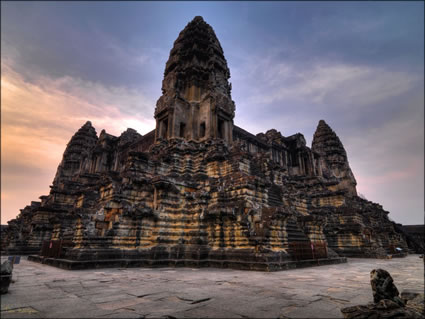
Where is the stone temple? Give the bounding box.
[2,17,410,270]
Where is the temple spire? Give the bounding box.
[53,121,98,185]
[154,16,235,143]
[312,120,347,158]
[312,120,357,196]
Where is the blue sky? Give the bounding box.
[1,1,424,225]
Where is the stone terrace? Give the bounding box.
[1,255,423,318]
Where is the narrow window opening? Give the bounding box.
[179,122,186,138]
[218,119,224,139]
[160,118,168,138]
[304,157,309,175]
[200,122,206,138]
[291,151,299,167]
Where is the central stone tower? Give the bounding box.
[154,16,235,144]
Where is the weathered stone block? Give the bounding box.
[1,260,13,294]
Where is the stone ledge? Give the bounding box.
[27,255,346,271]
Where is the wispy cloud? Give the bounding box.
[233,53,419,108]
[1,59,156,223]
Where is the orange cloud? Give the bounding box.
[1,61,156,223]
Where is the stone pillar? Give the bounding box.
[154,118,159,141]
[168,111,174,139]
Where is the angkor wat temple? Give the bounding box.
[2,17,409,270]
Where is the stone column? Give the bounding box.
[166,108,176,139]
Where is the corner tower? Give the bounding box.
[154,16,235,144]
[312,120,357,196]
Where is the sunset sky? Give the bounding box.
[1,2,424,225]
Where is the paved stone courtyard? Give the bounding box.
[1,255,423,318]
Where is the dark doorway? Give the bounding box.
[218,119,224,139]
[200,122,206,138]
[160,118,168,138]
[180,122,186,138]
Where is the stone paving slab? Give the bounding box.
[1,255,423,318]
